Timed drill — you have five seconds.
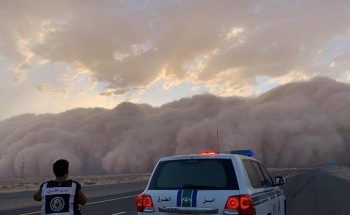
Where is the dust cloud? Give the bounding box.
[0,77,349,178]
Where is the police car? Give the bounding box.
[136,150,287,215]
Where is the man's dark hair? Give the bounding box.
[53,159,69,177]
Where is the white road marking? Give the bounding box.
[86,194,137,205]
[18,212,39,215]
[19,195,137,215]
[285,170,301,179]
[111,212,126,215]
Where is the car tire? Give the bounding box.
[284,200,288,215]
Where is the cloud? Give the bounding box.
[1,0,350,96]
[0,77,349,178]
[36,83,68,95]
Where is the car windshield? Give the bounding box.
[149,158,239,190]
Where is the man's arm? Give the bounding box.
[77,189,87,205]
[33,188,41,201]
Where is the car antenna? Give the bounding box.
[216,108,220,153]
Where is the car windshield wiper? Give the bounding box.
[181,184,218,189]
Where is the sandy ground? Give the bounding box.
[269,166,350,180]
[0,173,150,193]
[1,167,349,193]
[323,166,350,182]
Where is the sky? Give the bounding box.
[1,0,350,121]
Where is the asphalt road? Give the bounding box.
[282,168,350,215]
[1,168,349,215]
[0,181,148,215]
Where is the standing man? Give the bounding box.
[33,159,87,215]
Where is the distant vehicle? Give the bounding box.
[327,162,337,168]
[136,150,287,215]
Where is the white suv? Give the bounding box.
[136,150,286,215]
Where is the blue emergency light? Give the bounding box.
[229,150,254,157]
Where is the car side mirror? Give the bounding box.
[275,176,285,186]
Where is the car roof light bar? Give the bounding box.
[199,151,217,155]
[229,150,254,157]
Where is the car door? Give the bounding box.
[257,162,280,215]
[243,160,272,215]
